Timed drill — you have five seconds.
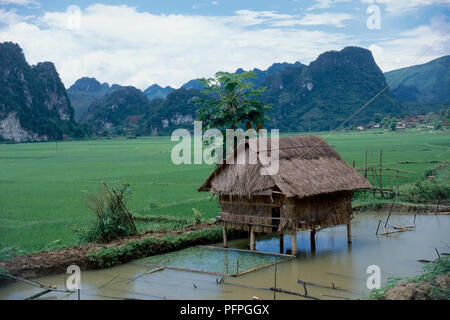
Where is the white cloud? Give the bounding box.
[0,4,448,90]
[0,5,353,89]
[308,0,352,11]
[369,15,450,71]
[361,0,450,14]
[0,0,40,7]
[296,13,353,27]
[192,1,220,10]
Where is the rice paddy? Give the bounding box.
[0,129,449,255]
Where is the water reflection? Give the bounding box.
[0,213,448,300]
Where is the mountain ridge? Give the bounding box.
[0,42,85,142]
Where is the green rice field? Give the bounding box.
[0,129,449,254]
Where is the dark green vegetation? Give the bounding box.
[0,130,448,257]
[67,77,122,121]
[262,46,398,132]
[0,42,86,142]
[369,257,450,300]
[76,48,449,137]
[136,88,203,136]
[2,43,449,142]
[81,183,137,242]
[79,47,402,135]
[403,162,450,203]
[385,55,450,102]
[87,227,243,268]
[80,86,152,134]
[143,84,174,101]
[196,71,272,131]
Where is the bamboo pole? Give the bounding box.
[273,258,277,300]
[198,246,293,258]
[297,279,352,293]
[25,289,52,300]
[379,229,409,236]
[310,229,316,252]
[376,219,382,235]
[364,149,368,178]
[291,230,297,256]
[250,226,256,251]
[223,226,228,248]
[347,223,352,244]
[384,197,396,229]
[269,287,321,300]
[279,233,284,254]
[380,147,383,194]
[396,162,400,195]
[393,226,415,230]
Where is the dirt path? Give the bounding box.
[0,222,217,281]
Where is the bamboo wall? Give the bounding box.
[219,191,352,234]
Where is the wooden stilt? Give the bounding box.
[310,229,316,251]
[279,233,284,254]
[291,230,297,256]
[347,223,352,243]
[250,227,256,251]
[223,226,228,248]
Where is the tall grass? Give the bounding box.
[403,162,450,203]
[80,182,137,242]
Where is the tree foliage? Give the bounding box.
[195,71,272,131]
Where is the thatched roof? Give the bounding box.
[198,135,371,199]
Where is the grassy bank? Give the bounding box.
[369,257,450,300]
[88,227,243,268]
[0,129,449,256]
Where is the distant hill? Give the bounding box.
[0,42,85,142]
[80,47,403,135]
[143,84,174,101]
[67,77,122,121]
[385,56,450,102]
[137,88,203,136]
[260,46,399,131]
[80,86,153,134]
[73,47,450,137]
[180,61,303,91]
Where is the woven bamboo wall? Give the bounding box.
[285,191,353,230]
[219,191,352,234]
[219,195,280,233]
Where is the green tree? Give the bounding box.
[390,117,398,131]
[382,115,391,129]
[195,71,272,132]
[374,113,382,124]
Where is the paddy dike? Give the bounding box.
[0,222,220,282]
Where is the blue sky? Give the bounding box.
[0,0,449,89]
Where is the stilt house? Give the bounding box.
[198,135,372,255]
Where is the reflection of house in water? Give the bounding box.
[199,136,372,256]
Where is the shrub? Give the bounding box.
[369,257,450,300]
[404,179,450,203]
[0,268,9,280]
[87,227,245,268]
[83,182,137,242]
[403,162,450,203]
[0,246,25,260]
[192,208,204,225]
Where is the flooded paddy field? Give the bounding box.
[1,213,448,300]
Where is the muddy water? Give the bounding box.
[1,213,449,300]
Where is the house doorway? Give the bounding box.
[272,207,280,232]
